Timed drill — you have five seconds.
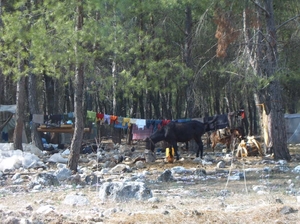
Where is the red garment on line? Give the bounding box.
[96,113,104,121]
[161,119,171,126]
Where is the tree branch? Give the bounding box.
[276,13,300,31]
[250,0,269,17]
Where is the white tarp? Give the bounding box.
[285,114,300,144]
[0,143,43,171]
[0,105,16,114]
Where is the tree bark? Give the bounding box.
[263,0,290,160]
[13,75,26,150]
[184,4,194,118]
[0,74,3,104]
[0,0,3,104]
[68,1,84,172]
[28,73,43,150]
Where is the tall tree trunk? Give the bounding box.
[112,4,117,115]
[152,92,161,118]
[184,4,194,118]
[0,0,3,104]
[131,91,138,118]
[263,0,290,160]
[112,60,117,115]
[54,78,65,114]
[243,0,267,150]
[68,1,84,172]
[43,75,54,114]
[13,73,26,150]
[0,72,3,105]
[66,77,74,113]
[28,73,43,150]
[139,94,145,118]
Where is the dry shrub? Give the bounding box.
[214,8,239,58]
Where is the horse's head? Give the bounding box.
[145,137,155,151]
[231,127,245,139]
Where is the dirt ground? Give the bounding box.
[1,141,300,224]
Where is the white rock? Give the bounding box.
[292,165,300,173]
[228,175,240,181]
[217,161,226,168]
[110,164,131,173]
[11,173,21,180]
[148,197,160,203]
[257,190,268,195]
[252,185,267,192]
[136,161,146,169]
[63,194,90,206]
[99,181,153,202]
[36,205,55,214]
[22,144,43,157]
[171,166,191,174]
[54,167,72,181]
[48,153,68,164]
[61,149,70,155]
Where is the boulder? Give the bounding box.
[99,181,152,202]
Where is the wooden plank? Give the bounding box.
[39,124,73,129]
[37,127,90,133]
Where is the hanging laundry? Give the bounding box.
[32,114,44,124]
[110,115,118,124]
[161,119,171,126]
[130,118,138,125]
[87,110,96,122]
[103,114,111,124]
[132,124,153,140]
[96,112,104,121]
[117,116,124,125]
[174,118,191,123]
[122,117,131,126]
[114,122,128,129]
[146,119,162,132]
[135,119,146,129]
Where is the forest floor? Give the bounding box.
[1,141,300,224]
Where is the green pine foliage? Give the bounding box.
[1,0,300,116]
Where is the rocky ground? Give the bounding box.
[1,140,300,224]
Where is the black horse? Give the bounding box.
[146,117,217,160]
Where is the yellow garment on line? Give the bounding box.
[122,117,131,126]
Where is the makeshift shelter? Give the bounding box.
[0,105,27,143]
[285,114,300,144]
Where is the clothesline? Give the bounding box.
[31,111,194,140]
[29,111,235,141]
[87,111,193,130]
